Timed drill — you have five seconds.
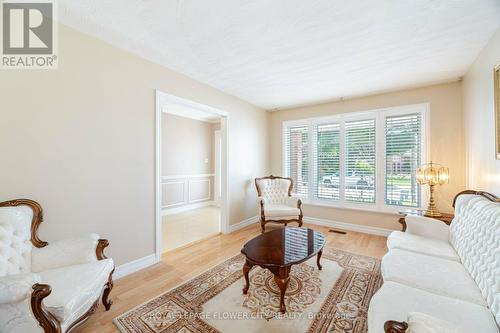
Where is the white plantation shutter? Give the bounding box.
[385,113,422,207]
[284,125,309,196]
[313,123,340,200]
[283,105,425,210]
[345,119,376,203]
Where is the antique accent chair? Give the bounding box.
[0,199,114,333]
[255,175,303,233]
[369,191,500,333]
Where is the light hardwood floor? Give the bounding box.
[162,206,220,252]
[76,223,388,332]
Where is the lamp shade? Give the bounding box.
[416,162,449,186]
[437,166,450,185]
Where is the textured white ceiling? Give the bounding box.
[58,0,500,110]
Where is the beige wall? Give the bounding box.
[161,114,217,206]
[463,27,500,195]
[270,82,465,230]
[0,24,269,266]
[162,114,216,176]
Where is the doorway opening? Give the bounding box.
[155,91,229,261]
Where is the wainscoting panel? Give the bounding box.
[162,174,214,212]
[189,179,211,202]
[162,182,185,207]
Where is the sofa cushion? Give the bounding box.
[450,195,500,326]
[0,300,42,333]
[387,231,459,261]
[0,273,41,303]
[39,258,114,325]
[368,281,499,333]
[264,204,300,217]
[381,249,486,306]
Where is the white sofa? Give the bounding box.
[0,199,114,333]
[369,192,500,333]
[255,175,303,233]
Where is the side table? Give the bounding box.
[398,209,454,231]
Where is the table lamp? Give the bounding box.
[416,161,449,217]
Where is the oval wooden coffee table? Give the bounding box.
[241,227,326,313]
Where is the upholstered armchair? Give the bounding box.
[0,199,114,333]
[255,175,303,233]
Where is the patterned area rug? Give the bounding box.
[114,248,382,333]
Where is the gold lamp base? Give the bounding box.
[424,207,442,218]
[424,184,442,218]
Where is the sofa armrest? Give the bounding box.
[385,312,466,333]
[384,320,408,332]
[405,215,449,242]
[257,196,266,211]
[31,283,62,333]
[0,273,41,304]
[258,197,266,221]
[31,233,104,272]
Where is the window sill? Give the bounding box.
[299,199,418,215]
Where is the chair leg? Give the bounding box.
[260,219,266,233]
[298,216,303,228]
[102,270,114,311]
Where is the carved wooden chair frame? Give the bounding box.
[255,175,303,233]
[383,190,499,332]
[0,199,114,333]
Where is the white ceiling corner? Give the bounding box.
[58,0,500,110]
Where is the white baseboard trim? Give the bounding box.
[304,217,393,236]
[229,215,259,233]
[114,254,157,280]
[227,215,392,236]
[162,200,216,216]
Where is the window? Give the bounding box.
[384,114,422,207]
[284,125,309,196]
[314,123,340,200]
[283,104,427,212]
[345,119,376,203]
